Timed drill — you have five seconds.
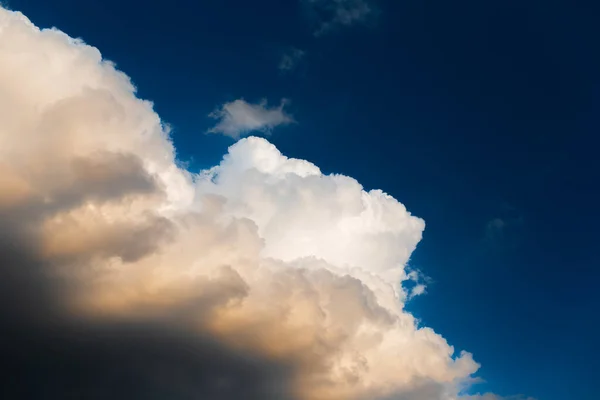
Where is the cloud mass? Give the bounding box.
[0,5,532,400]
[208,98,294,139]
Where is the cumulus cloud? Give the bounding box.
[279,47,306,72]
[305,0,376,35]
[0,5,532,400]
[208,98,294,139]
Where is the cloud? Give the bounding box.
[305,0,376,35]
[0,5,532,400]
[279,47,306,72]
[405,269,430,299]
[208,98,294,139]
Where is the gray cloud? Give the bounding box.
[208,98,294,139]
[1,306,294,400]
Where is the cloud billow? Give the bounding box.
[0,6,533,400]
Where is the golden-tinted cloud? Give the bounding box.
[0,6,519,400]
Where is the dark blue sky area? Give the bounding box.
[8,1,599,399]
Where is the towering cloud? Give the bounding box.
[0,6,525,400]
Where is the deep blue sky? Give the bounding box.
[8,0,599,399]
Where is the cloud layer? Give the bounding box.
[0,6,530,400]
[208,98,294,139]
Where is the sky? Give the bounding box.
[1,1,599,399]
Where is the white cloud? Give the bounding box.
[208,98,294,139]
[406,269,429,299]
[279,47,306,72]
[0,5,532,400]
[307,0,375,35]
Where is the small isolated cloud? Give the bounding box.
[208,99,294,139]
[404,269,431,300]
[279,47,305,72]
[306,0,376,35]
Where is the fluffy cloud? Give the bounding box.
[0,5,531,400]
[279,47,306,72]
[208,98,294,139]
[306,0,375,35]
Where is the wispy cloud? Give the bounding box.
[306,0,376,35]
[278,47,305,72]
[484,214,525,250]
[404,268,431,300]
[207,99,294,139]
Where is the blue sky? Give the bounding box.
[6,0,599,399]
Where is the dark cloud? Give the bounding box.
[0,238,296,400]
[68,151,161,203]
[1,318,295,400]
[0,151,162,219]
[0,163,293,400]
